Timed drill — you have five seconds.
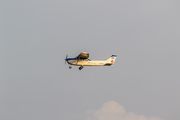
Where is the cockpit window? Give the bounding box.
[82,59,90,61]
[78,58,91,61]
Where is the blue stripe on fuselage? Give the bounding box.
[67,58,91,61]
[67,58,76,61]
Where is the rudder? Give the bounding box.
[106,55,117,65]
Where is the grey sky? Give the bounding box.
[1,0,180,120]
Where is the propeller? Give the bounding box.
[64,55,68,64]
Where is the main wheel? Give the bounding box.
[69,66,72,69]
[79,66,83,70]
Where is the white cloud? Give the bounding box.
[87,101,162,120]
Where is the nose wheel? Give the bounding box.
[69,66,72,69]
[79,66,83,70]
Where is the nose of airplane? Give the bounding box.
[66,58,71,61]
[66,58,76,64]
[66,58,75,63]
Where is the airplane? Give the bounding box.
[64,52,117,70]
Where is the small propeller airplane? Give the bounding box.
[64,52,117,70]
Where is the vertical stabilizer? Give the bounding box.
[106,55,117,65]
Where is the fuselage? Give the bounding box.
[67,58,113,66]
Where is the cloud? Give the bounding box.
[87,101,162,120]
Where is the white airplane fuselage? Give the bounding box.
[67,55,117,66]
[68,60,111,66]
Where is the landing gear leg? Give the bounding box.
[79,66,83,70]
[69,66,72,69]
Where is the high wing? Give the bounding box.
[76,52,89,59]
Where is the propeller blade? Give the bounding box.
[65,55,68,64]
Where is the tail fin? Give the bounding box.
[106,55,117,65]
